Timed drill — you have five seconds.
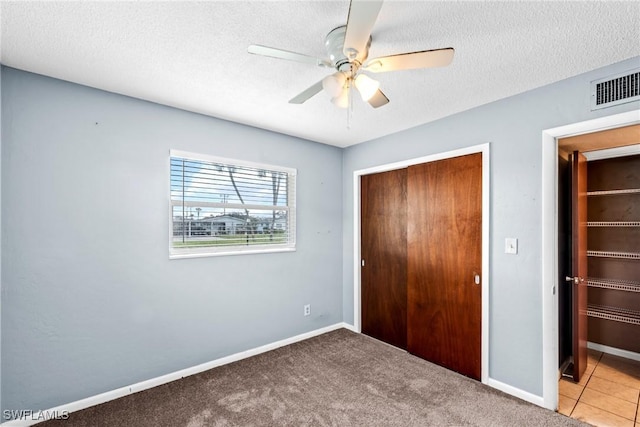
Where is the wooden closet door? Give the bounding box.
[407,153,482,379]
[361,169,408,349]
[571,151,588,382]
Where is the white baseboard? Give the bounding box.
[487,377,545,408]
[1,322,350,426]
[588,341,640,362]
[341,322,357,332]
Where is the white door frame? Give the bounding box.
[540,109,640,410]
[352,142,490,385]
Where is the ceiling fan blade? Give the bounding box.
[364,48,455,73]
[343,0,383,61]
[289,80,324,104]
[248,45,332,68]
[368,88,389,108]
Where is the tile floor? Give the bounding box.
[558,349,640,427]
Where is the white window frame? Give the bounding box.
[169,150,297,259]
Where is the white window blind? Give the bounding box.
[169,150,296,258]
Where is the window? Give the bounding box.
[169,150,296,258]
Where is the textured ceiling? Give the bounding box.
[1,1,639,148]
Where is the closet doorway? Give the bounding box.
[558,125,640,376]
[354,144,489,383]
[556,126,640,424]
[541,110,639,410]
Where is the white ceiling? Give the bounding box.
[1,1,639,148]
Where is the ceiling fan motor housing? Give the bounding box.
[325,25,371,74]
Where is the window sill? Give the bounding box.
[169,246,296,259]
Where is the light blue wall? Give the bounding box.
[0,67,343,412]
[342,56,640,397]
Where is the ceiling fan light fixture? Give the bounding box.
[354,73,380,102]
[322,72,347,98]
[331,88,349,109]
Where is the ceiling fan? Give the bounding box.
[248,0,454,109]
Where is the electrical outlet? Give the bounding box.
[304,304,311,316]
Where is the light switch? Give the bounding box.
[505,238,518,255]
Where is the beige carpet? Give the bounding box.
[41,329,583,426]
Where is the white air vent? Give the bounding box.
[591,69,640,110]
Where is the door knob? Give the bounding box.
[474,274,480,285]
